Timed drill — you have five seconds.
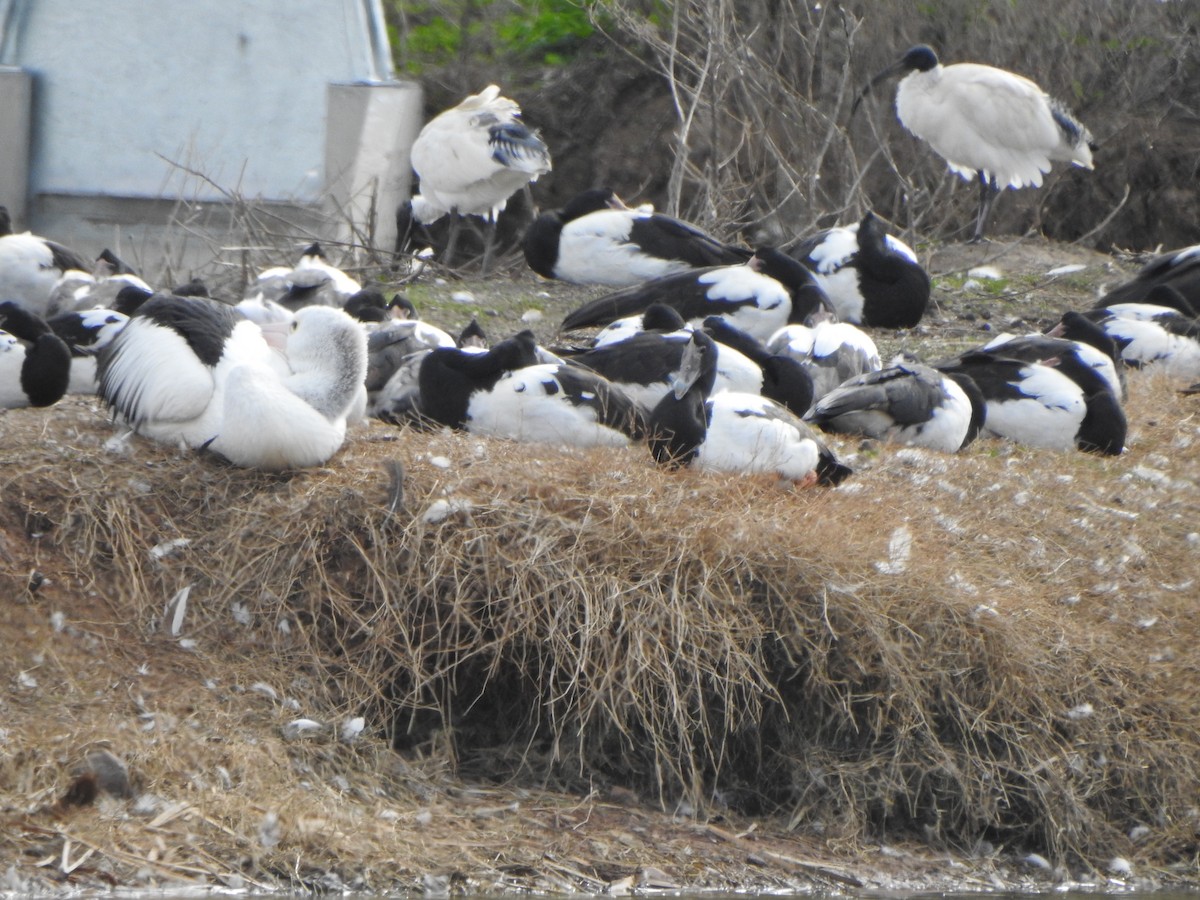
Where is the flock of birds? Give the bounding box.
[2,47,1199,487]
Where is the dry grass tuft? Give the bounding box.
[3,361,1199,887]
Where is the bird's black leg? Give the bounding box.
[969,172,999,244]
[443,209,462,268]
[479,217,498,275]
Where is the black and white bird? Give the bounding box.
[764,320,882,406]
[48,249,152,314]
[787,211,930,327]
[1095,245,1200,314]
[523,188,751,286]
[935,350,1125,455]
[417,330,644,447]
[560,247,830,342]
[856,45,1096,243]
[589,303,688,348]
[416,330,542,429]
[0,301,72,408]
[464,361,647,448]
[0,207,91,318]
[559,326,764,413]
[98,295,368,469]
[648,330,852,486]
[981,328,1125,402]
[806,360,985,453]
[402,85,551,270]
[46,306,130,394]
[1076,300,1200,380]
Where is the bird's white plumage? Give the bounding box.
[692,266,792,341]
[465,363,634,448]
[102,305,366,469]
[766,321,882,402]
[410,84,551,221]
[811,367,975,453]
[980,363,1086,450]
[0,330,28,407]
[552,209,695,286]
[1097,314,1200,379]
[695,393,821,483]
[984,331,1123,399]
[895,61,1093,190]
[0,234,69,318]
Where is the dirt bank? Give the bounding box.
[2,235,1198,895]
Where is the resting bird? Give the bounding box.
[0,206,91,317]
[403,85,551,270]
[98,295,368,469]
[1095,245,1199,314]
[935,350,1124,455]
[787,211,930,327]
[648,329,851,486]
[1076,301,1200,381]
[523,188,751,286]
[46,306,130,394]
[806,360,985,453]
[558,326,765,413]
[462,360,648,449]
[560,247,830,342]
[416,330,542,429]
[48,249,152,314]
[856,45,1095,243]
[0,302,72,408]
[765,320,882,407]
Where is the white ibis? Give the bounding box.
[857,45,1096,243]
[405,85,551,271]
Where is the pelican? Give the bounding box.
[857,45,1095,243]
[98,295,367,470]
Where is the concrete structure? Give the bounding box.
[0,0,421,282]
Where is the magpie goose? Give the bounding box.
[523,188,750,286]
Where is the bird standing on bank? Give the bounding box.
[403,85,551,271]
[855,45,1096,243]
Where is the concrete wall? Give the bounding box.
[0,0,420,281]
[0,66,31,225]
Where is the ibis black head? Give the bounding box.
[852,44,941,117]
[560,188,623,222]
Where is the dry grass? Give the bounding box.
[2,348,1199,891]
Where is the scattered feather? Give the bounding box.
[282,718,325,740]
[163,585,191,636]
[1067,702,1094,720]
[340,716,366,743]
[422,497,476,524]
[150,538,192,561]
[874,525,912,575]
